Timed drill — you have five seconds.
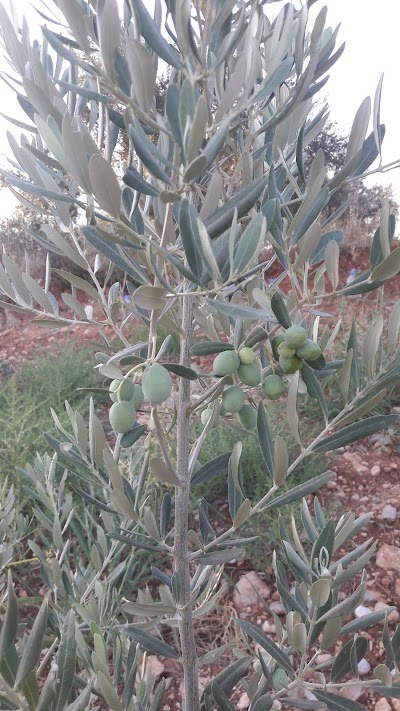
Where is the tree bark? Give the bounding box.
[174,295,200,710]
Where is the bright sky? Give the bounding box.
[0,0,399,218]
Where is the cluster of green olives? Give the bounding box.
[202,326,323,428]
[206,347,259,429]
[212,346,261,384]
[263,325,322,400]
[272,325,322,373]
[108,328,322,437]
[108,363,172,434]
[108,379,139,434]
[208,345,281,428]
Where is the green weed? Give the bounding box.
[0,342,98,506]
[191,407,327,569]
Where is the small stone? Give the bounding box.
[272,702,282,711]
[364,590,381,602]
[376,544,400,572]
[382,505,397,522]
[374,699,391,711]
[146,656,165,683]
[270,601,285,615]
[198,676,212,692]
[371,464,381,476]
[233,571,270,611]
[343,451,362,464]
[262,621,276,634]
[339,685,364,701]
[357,658,371,675]
[374,601,400,623]
[341,451,369,473]
[355,605,371,617]
[390,462,398,470]
[391,700,400,711]
[395,579,400,596]
[237,692,250,710]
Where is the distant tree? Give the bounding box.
[306,121,347,174]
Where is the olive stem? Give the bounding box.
[174,294,201,710]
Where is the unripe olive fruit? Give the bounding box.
[201,407,213,426]
[109,379,120,402]
[262,365,274,380]
[142,363,172,404]
[284,324,307,348]
[212,350,240,376]
[221,385,245,413]
[238,347,255,365]
[278,342,295,358]
[262,374,286,400]
[132,384,144,410]
[279,354,302,374]
[119,379,136,401]
[109,378,135,402]
[238,404,257,430]
[271,334,285,360]
[295,339,322,361]
[237,362,261,386]
[109,401,136,434]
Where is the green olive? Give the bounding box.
[278,342,295,358]
[238,404,257,430]
[109,378,135,402]
[237,362,261,386]
[283,325,307,348]
[295,339,322,361]
[109,401,136,434]
[132,384,145,409]
[238,347,255,365]
[212,350,241,376]
[262,374,286,400]
[221,385,245,413]
[142,363,172,404]
[279,354,302,374]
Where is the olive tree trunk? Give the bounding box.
[174,295,200,710]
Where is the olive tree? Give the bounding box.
[0,1,400,709]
